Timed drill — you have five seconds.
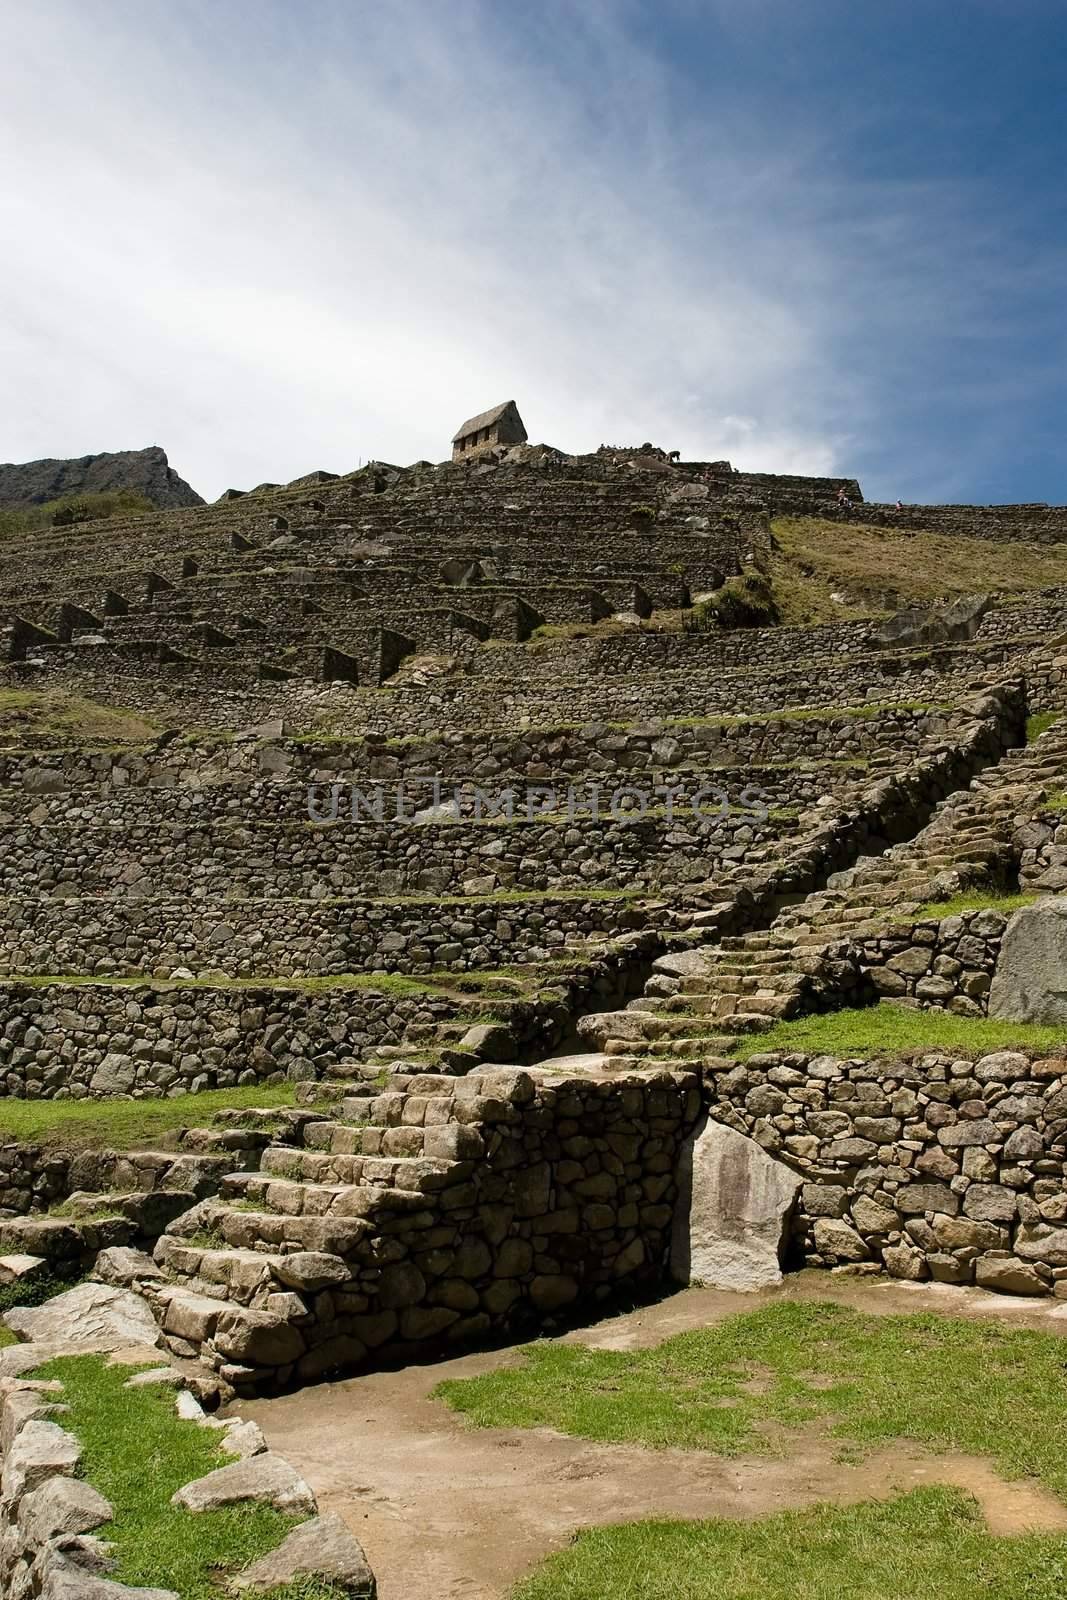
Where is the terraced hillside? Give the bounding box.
[3,442,1067,1400]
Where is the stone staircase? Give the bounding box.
[134,1058,700,1398]
[571,719,1067,1065]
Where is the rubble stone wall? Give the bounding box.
[154,1067,702,1388]
[857,909,1007,1013]
[0,807,802,901]
[0,892,648,980]
[0,702,945,793]
[0,981,459,1100]
[706,1048,1067,1295]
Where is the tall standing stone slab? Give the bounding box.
[671,1117,801,1290]
[989,898,1067,1023]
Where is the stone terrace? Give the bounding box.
[3,445,1067,1395]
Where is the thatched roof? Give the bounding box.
[452,400,520,443]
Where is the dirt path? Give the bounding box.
[238,1274,1067,1600]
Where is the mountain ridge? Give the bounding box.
[0,445,203,509]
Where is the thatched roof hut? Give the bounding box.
[452,400,527,461]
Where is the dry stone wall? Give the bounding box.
[0,892,648,980]
[152,1066,702,1389]
[0,982,458,1100]
[706,1047,1067,1295]
[0,701,947,792]
[0,807,801,901]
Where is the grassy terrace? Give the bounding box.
[911,890,1038,920]
[769,515,1067,625]
[736,1002,1067,1060]
[0,699,952,762]
[0,688,160,746]
[0,1083,298,1152]
[439,1302,1067,1600]
[28,1354,348,1600]
[514,1489,1067,1600]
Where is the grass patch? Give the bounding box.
[511,1486,1067,1600]
[0,688,158,746]
[0,1270,80,1317]
[911,890,1038,920]
[736,1002,1067,1060]
[30,1353,298,1598]
[687,571,779,631]
[1028,711,1061,743]
[0,1083,296,1153]
[437,1301,1067,1496]
[769,516,1067,625]
[1042,788,1067,814]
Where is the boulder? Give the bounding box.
[91,1248,162,1288]
[221,1419,267,1459]
[33,1536,178,1598]
[651,948,714,979]
[974,1252,1049,1296]
[4,1285,160,1350]
[989,898,1067,1023]
[813,1218,871,1263]
[0,1254,47,1286]
[874,593,990,648]
[20,1475,113,1543]
[272,1253,350,1293]
[232,1512,376,1595]
[171,1452,316,1515]
[671,1117,800,1290]
[2,1420,81,1500]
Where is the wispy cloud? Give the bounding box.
[0,0,1061,502]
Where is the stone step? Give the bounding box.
[721,1011,777,1034]
[155,1240,290,1305]
[646,1032,739,1057]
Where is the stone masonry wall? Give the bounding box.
[153,1066,702,1389]
[0,892,648,980]
[857,909,1007,1013]
[706,1048,1067,1296]
[0,806,803,901]
[0,701,945,793]
[0,982,459,1100]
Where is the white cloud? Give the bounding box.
[0,0,1053,502]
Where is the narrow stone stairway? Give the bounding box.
[570,717,1067,1066]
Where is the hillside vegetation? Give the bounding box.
[0,488,156,539]
[769,516,1067,625]
[0,688,159,745]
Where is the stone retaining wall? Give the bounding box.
[0,892,648,980]
[0,702,946,793]
[0,806,802,900]
[1018,808,1067,893]
[0,982,459,1100]
[152,1066,702,1390]
[857,909,1007,1013]
[707,1048,1067,1295]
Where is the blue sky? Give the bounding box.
[1,0,1064,503]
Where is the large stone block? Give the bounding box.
[671,1116,800,1290]
[989,898,1067,1023]
[171,1452,316,1515]
[233,1512,376,1596]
